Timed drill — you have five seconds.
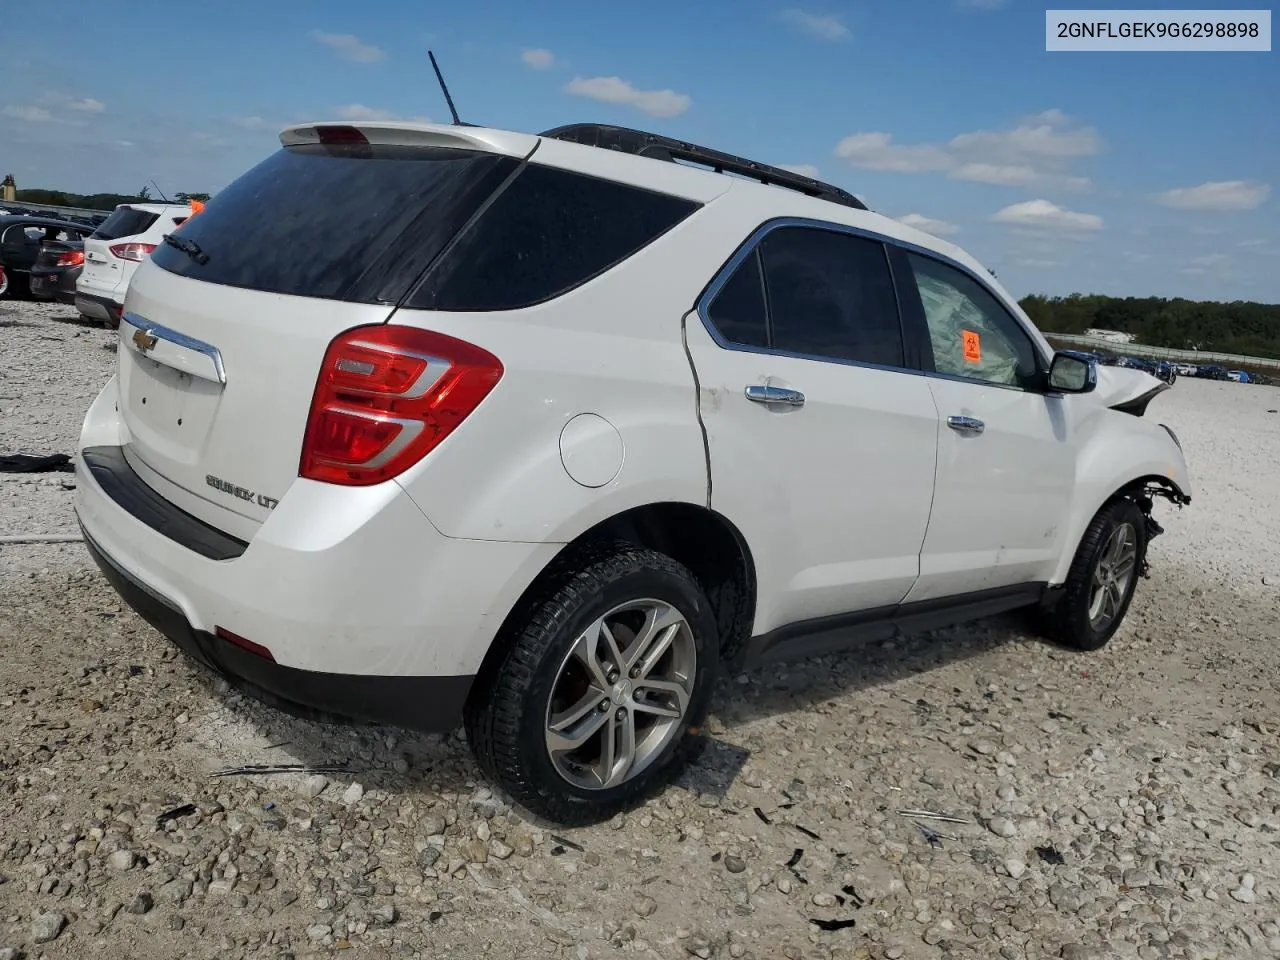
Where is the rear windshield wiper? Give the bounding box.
[162,233,209,265]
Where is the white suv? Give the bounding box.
[74,120,1191,823]
[76,202,191,326]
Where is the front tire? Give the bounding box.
[1041,498,1147,650]
[464,544,718,825]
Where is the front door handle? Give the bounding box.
[745,384,805,407]
[947,415,985,435]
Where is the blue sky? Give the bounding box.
[2,0,1275,302]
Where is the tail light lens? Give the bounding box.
[109,242,157,262]
[300,325,503,486]
[57,250,85,267]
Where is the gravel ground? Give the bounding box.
[1,296,1278,960]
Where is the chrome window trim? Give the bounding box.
[123,311,227,385]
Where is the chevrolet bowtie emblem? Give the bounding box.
[132,328,158,353]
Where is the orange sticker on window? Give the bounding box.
[962,329,981,364]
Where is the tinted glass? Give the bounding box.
[706,249,769,349]
[758,227,903,367]
[92,207,159,241]
[907,253,1040,389]
[410,163,700,312]
[150,144,519,303]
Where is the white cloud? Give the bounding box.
[781,9,851,41]
[230,116,271,130]
[834,110,1101,189]
[1017,258,1060,268]
[992,199,1103,232]
[950,162,1038,186]
[948,111,1102,161]
[834,132,951,173]
[563,76,691,118]
[778,163,820,179]
[897,212,960,237]
[333,104,432,124]
[312,31,386,63]
[1155,180,1270,212]
[521,48,556,70]
[1,105,54,122]
[67,98,105,113]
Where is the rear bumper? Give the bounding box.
[74,376,561,733]
[81,525,472,731]
[75,291,122,322]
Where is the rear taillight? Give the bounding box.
[300,325,503,486]
[57,250,85,267]
[109,242,157,262]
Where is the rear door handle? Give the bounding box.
[745,384,805,407]
[946,415,985,435]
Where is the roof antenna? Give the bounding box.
[150,178,171,203]
[427,50,465,126]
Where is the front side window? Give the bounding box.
[907,253,1041,389]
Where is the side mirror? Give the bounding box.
[1048,350,1097,393]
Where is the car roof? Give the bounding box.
[111,202,192,214]
[0,215,90,230]
[277,118,1034,338]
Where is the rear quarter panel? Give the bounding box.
[388,194,755,544]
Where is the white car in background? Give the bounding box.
[76,202,191,327]
[74,120,1191,824]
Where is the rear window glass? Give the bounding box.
[408,163,700,312]
[92,207,159,241]
[149,143,520,303]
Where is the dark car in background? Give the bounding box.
[29,239,85,304]
[0,215,95,298]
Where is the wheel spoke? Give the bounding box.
[546,700,609,754]
[568,620,612,688]
[1108,581,1125,614]
[600,620,627,674]
[600,712,637,788]
[635,677,690,717]
[1113,552,1136,580]
[624,603,685,674]
[633,697,682,720]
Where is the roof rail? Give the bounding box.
[539,123,868,211]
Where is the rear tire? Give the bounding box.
[464,543,718,825]
[1040,498,1147,651]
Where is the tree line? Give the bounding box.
[1019,293,1280,360]
[12,186,210,211]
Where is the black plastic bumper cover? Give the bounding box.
[80,526,473,734]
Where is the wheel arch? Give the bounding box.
[466,501,758,710]
[1050,470,1189,586]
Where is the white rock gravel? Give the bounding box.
[2,296,1280,959]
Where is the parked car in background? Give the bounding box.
[75,118,1192,823]
[0,215,95,298]
[1195,364,1231,381]
[1227,370,1251,383]
[29,238,85,304]
[76,202,191,326]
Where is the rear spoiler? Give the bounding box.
[279,121,538,159]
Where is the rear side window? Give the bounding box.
[150,144,520,303]
[702,226,904,367]
[706,249,769,349]
[408,164,700,312]
[92,207,159,241]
